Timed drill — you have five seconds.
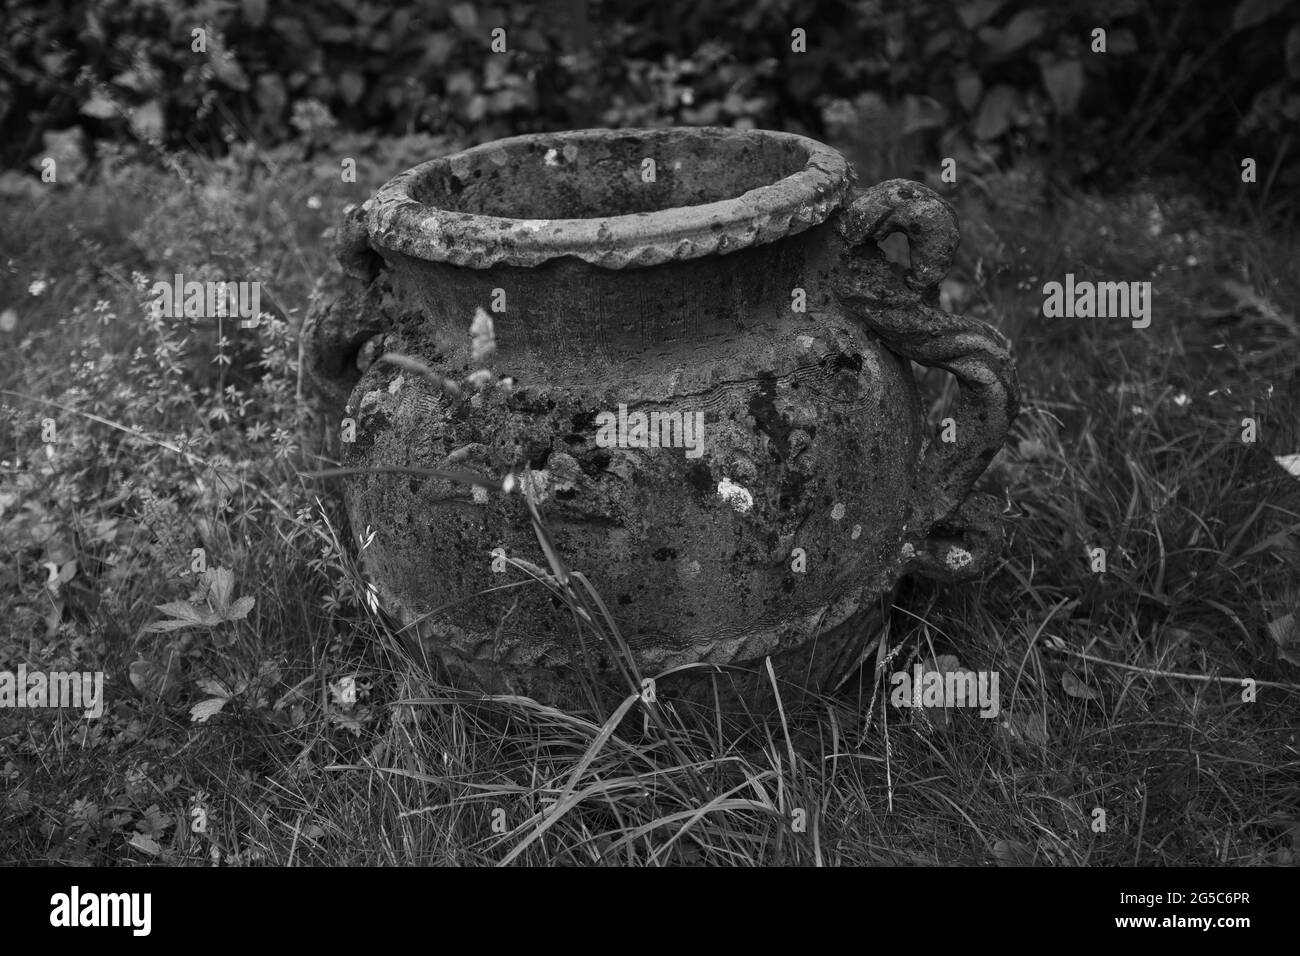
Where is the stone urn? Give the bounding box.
[304,127,1018,710]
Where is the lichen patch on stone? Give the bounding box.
[717,477,754,513]
[946,546,974,571]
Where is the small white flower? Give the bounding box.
[306,195,322,209]
[329,676,357,708]
[28,279,48,296]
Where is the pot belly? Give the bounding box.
[342,306,922,688]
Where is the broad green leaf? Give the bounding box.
[1041,57,1084,115]
[956,0,1004,30]
[129,100,164,140]
[190,697,230,723]
[205,567,235,615]
[153,600,207,625]
[450,2,478,31]
[1061,670,1101,700]
[991,838,1034,865]
[338,71,365,106]
[973,84,1019,139]
[224,595,255,622]
[128,656,183,702]
[955,70,983,113]
[80,93,117,120]
[902,94,948,135]
[195,677,229,698]
[141,618,196,633]
[999,710,1049,746]
[126,833,162,856]
[139,804,172,837]
[1232,0,1290,31]
[1267,613,1300,666]
[980,9,1046,58]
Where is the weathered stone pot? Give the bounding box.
[304,127,1018,710]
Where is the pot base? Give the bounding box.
[396,594,893,714]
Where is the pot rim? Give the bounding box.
[363,127,854,270]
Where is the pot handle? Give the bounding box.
[302,202,389,405]
[832,179,1020,580]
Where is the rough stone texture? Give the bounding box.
[364,127,854,269]
[303,127,1019,710]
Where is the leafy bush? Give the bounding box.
[1,0,1296,201]
[0,0,561,166]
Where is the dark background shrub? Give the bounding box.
[2,0,1296,200]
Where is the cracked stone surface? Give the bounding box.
[302,127,1017,709]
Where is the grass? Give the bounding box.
[1,134,1298,866]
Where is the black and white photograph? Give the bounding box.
[0,0,1296,923]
